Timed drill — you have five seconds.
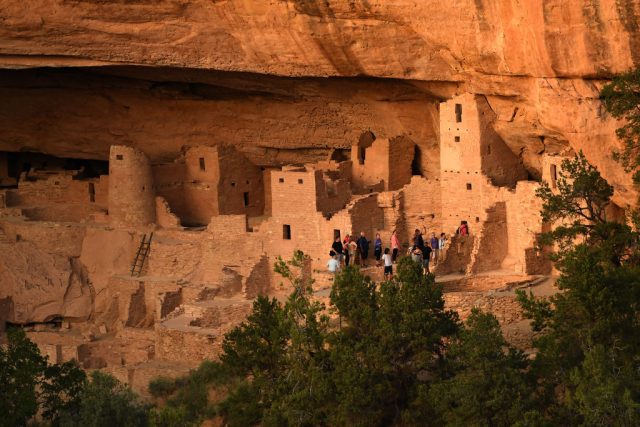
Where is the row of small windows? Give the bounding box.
[278,177,304,184]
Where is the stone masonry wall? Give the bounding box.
[108,145,156,227]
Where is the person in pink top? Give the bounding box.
[390,229,400,263]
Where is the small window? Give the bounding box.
[279,178,284,183]
[466,183,472,190]
[454,136,460,142]
[231,181,236,187]
[243,192,249,207]
[475,217,480,222]
[487,144,491,154]
[550,164,557,188]
[455,103,462,122]
[298,179,303,184]
[283,224,291,240]
[88,183,95,203]
[246,180,250,184]
[199,157,206,171]
[116,154,123,160]
[54,181,59,185]
[333,229,341,240]
[142,185,145,191]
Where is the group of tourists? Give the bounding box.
[327,221,471,278]
[327,220,473,278]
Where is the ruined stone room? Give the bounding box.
[2,1,640,425]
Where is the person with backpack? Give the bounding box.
[456,220,469,236]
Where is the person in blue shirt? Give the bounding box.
[374,233,383,266]
[430,232,439,263]
[357,231,370,267]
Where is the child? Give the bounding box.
[327,251,340,273]
[382,248,393,280]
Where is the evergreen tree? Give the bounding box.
[0,328,87,427]
[519,154,640,424]
[429,310,536,426]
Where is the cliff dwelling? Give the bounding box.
[0,0,638,397]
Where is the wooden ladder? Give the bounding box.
[131,232,153,277]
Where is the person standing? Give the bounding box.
[430,232,439,263]
[439,232,447,259]
[348,238,358,267]
[374,233,383,266]
[357,231,370,267]
[391,230,400,263]
[332,236,344,266]
[343,234,351,266]
[457,221,469,236]
[422,244,433,275]
[382,248,393,280]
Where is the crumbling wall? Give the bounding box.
[470,202,508,273]
[155,196,180,229]
[217,145,264,217]
[154,145,264,226]
[350,137,413,193]
[399,176,443,246]
[108,146,156,227]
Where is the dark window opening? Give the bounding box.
[411,145,423,176]
[298,179,303,184]
[231,181,236,187]
[283,224,291,240]
[142,185,145,191]
[89,183,95,202]
[333,229,341,240]
[199,157,206,171]
[454,136,460,142]
[246,180,250,184]
[243,192,249,207]
[455,104,462,122]
[358,146,366,165]
[487,144,491,154]
[279,178,284,183]
[466,183,472,190]
[476,217,480,222]
[116,154,123,160]
[550,164,557,188]
[330,149,349,162]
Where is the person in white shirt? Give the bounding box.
[327,251,340,273]
[382,248,393,279]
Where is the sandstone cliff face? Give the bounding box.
[0,0,639,203]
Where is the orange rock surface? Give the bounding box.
[0,0,638,393]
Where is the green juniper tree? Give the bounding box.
[518,153,640,424]
[0,328,87,427]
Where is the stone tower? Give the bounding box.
[108,145,156,226]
